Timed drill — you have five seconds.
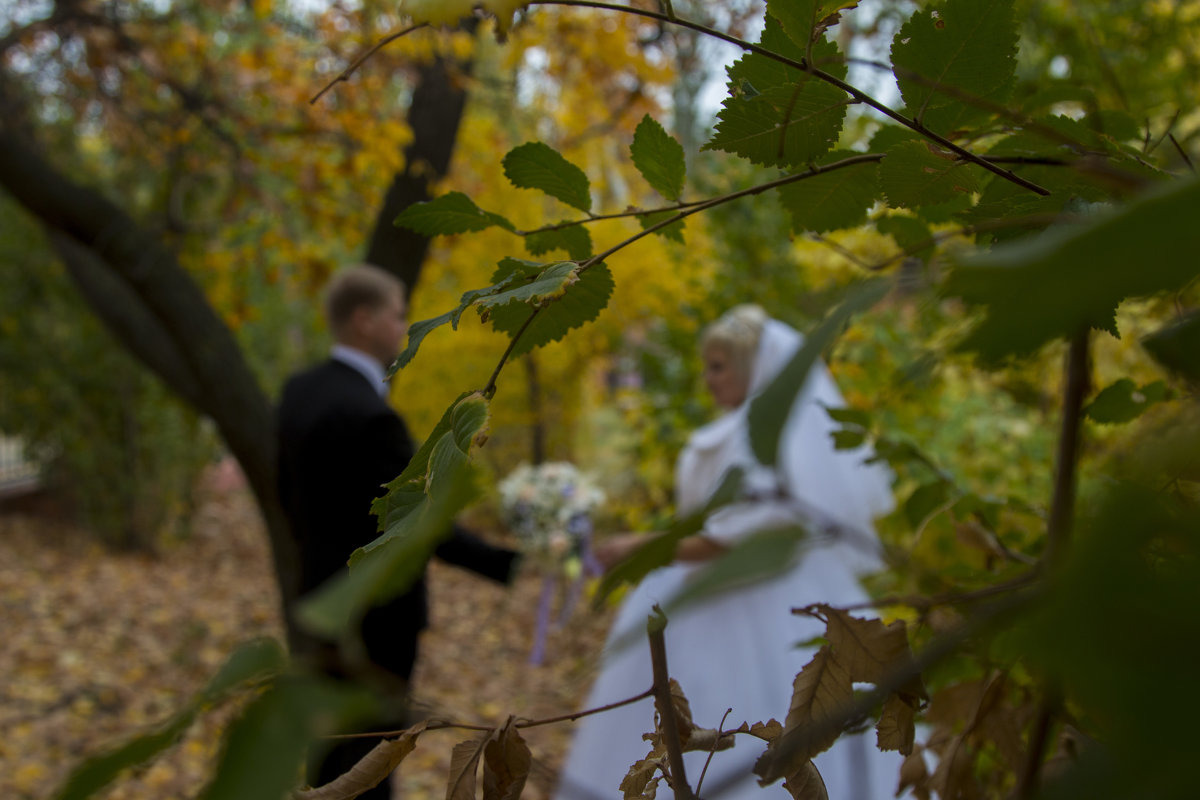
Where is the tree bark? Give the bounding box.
[0,126,300,623]
[364,20,477,292]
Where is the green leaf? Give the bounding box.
[891,0,1018,135]
[875,215,934,263]
[596,468,745,603]
[296,393,490,638]
[831,429,866,449]
[749,279,891,465]
[631,115,686,201]
[664,526,808,612]
[776,152,879,233]
[726,16,824,96]
[1084,379,1171,424]
[393,192,514,236]
[503,142,592,213]
[486,261,615,357]
[200,676,374,800]
[824,406,872,428]
[389,275,522,374]
[1142,312,1200,382]
[766,0,859,49]
[944,178,1200,361]
[707,36,849,168]
[905,481,953,529]
[637,208,686,244]
[55,639,287,800]
[525,223,593,261]
[879,139,983,209]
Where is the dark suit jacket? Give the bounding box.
[277,358,517,681]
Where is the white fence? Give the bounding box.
[0,435,40,497]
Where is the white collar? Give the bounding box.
[331,344,388,396]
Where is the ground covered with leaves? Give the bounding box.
[0,465,615,800]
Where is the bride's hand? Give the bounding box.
[592,533,647,571]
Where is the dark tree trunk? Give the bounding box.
[0,126,301,626]
[364,20,477,293]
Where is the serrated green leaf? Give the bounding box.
[868,124,922,154]
[524,223,593,260]
[55,640,288,800]
[767,0,859,49]
[476,259,581,315]
[1142,312,1200,382]
[200,676,374,800]
[875,215,934,262]
[749,280,890,466]
[706,80,848,168]
[389,276,523,374]
[945,178,1200,361]
[393,192,514,236]
[905,480,953,529]
[631,115,686,201]
[951,492,1004,529]
[879,139,983,209]
[891,0,1018,134]
[1084,379,1171,424]
[488,262,615,357]
[637,208,686,243]
[726,17,817,96]
[503,142,591,212]
[776,153,879,233]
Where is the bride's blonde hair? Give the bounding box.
[700,304,768,380]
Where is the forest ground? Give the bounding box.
[0,460,617,800]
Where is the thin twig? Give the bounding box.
[1045,332,1090,568]
[1015,685,1062,799]
[648,607,696,800]
[531,1,1049,196]
[1170,134,1196,174]
[696,708,733,796]
[310,24,427,104]
[326,686,657,740]
[822,570,1039,613]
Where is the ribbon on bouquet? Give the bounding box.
[528,525,605,666]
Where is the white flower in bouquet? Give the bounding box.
[498,461,606,574]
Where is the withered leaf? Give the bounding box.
[683,726,736,753]
[754,646,853,784]
[781,760,829,800]
[619,756,665,800]
[736,719,783,742]
[896,746,930,800]
[657,679,696,748]
[876,694,916,755]
[295,721,428,800]
[482,718,531,800]
[446,735,488,800]
[929,739,981,800]
[817,605,927,702]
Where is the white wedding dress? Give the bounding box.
[555,320,903,800]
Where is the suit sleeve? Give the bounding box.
[435,524,520,584]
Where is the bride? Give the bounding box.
[554,305,901,800]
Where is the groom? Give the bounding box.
[276,263,518,796]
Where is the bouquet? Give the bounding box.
[498,461,606,663]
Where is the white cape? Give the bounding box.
[555,319,902,800]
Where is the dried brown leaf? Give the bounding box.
[736,719,783,742]
[658,679,696,748]
[781,760,828,800]
[619,756,665,800]
[754,646,853,784]
[876,694,916,756]
[446,735,488,800]
[896,746,930,800]
[295,721,428,800]
[482,717,531,800]
[929,738,981,800]
[683,727,736,753]
[817,605,927,702]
